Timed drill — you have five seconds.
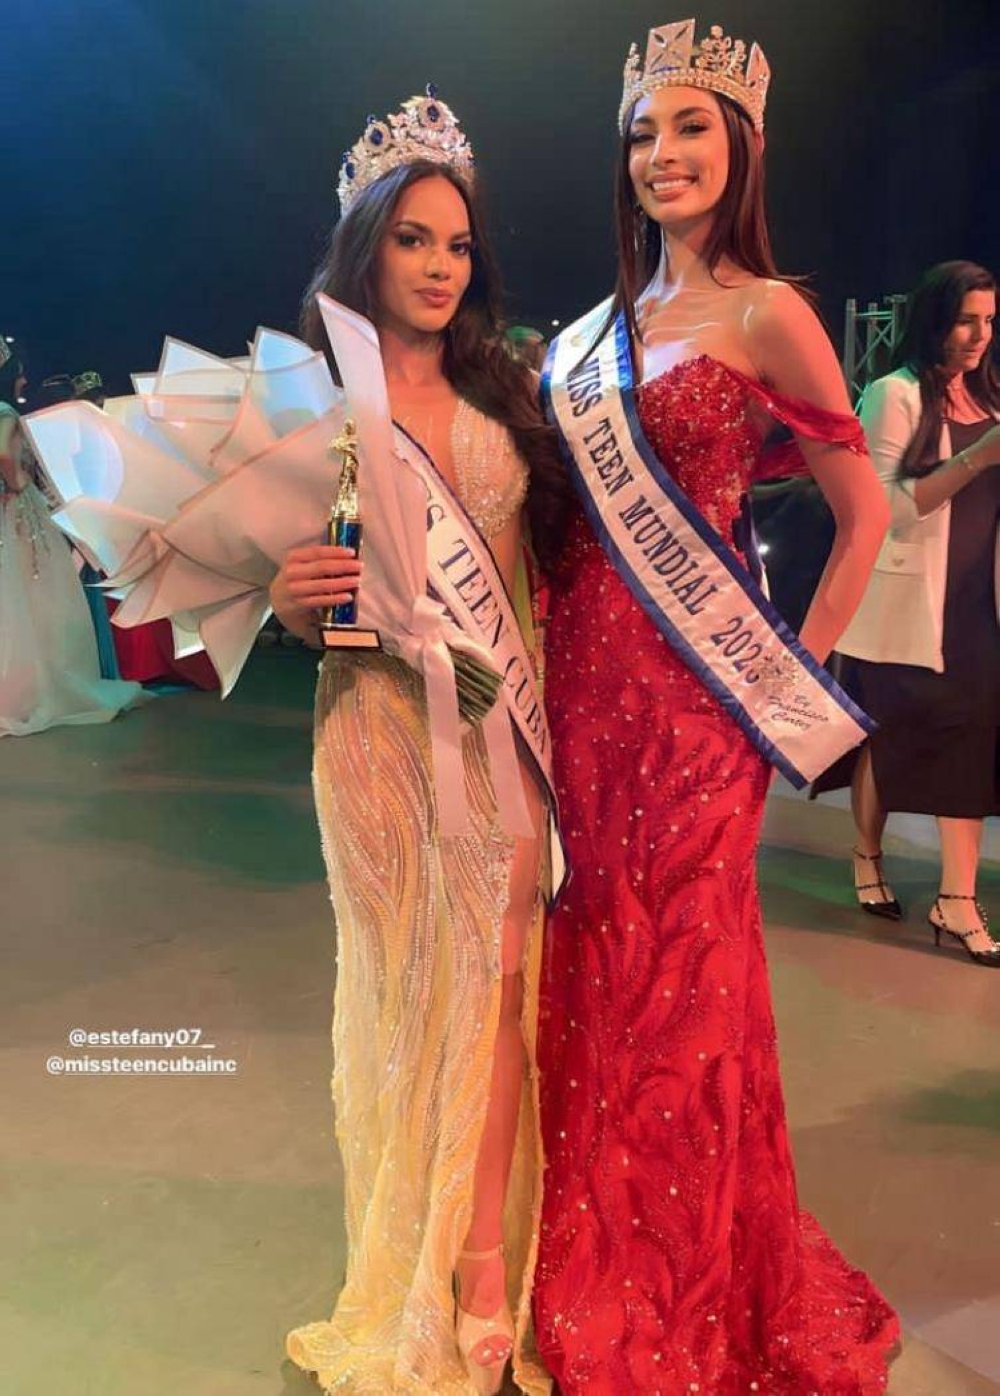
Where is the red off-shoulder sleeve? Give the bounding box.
[729,369,867,481]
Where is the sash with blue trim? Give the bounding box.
[542,301,873,787]
[400,425,556,829]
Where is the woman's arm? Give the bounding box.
[852,376,920,541]
[908,424,1000,515]
[858,375,1000,518]
[268,544,362,645]
[747,283,890,664]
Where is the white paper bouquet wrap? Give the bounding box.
[25,327,338,690]
[25,298,528,835]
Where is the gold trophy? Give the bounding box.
[320,419,381,651]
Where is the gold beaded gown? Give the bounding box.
[286,399,552,1395]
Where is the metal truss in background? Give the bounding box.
[842,294,909,403]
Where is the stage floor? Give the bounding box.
[2,649,997,1395]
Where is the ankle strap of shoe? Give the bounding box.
[934,895,992,934]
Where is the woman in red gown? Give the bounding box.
[534,20,900,1393]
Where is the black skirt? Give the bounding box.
[814,418,1000,818]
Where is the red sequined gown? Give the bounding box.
[535,357,899,1394]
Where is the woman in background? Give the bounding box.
[822,260,1000,964]
[0,337,144,737]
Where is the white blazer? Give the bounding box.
[837,367,1000,673]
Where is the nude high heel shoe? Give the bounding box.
[454,1244,514,1395]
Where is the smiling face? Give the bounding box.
[942,288,995,376]
[627,85,730,233]
[372,173,474,337]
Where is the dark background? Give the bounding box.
[4,0,997,397]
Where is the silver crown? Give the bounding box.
[0,337,13,370]
[619,20,771,134]
[337,85,475,215]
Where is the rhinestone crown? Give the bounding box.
[619,20,771,134]
[0,337,12,370]
[337,85,475,215]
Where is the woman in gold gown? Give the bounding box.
[273,95,566,1394]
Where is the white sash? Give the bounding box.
[544,302,873,786]
[316,295,553,838]
[396,424,555,829]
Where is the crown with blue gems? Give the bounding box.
[619,20,771,134]
[337,85,475,215]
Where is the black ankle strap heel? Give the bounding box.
[928,894,1000,966]
[851,848,902,921]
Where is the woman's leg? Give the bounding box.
[938,815,983,895]
[851,744,886,855]
[935,816,996,953]
[850,745,900,910]
[456,781,543,1361]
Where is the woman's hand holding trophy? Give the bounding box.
[269,419,376,648]
[269,415,500,724]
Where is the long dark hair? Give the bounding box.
[891,260,1000,477]
[300,159,570,570]
[0,343,24,409]
[595,93,810,357]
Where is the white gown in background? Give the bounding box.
[0,403,146,737]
